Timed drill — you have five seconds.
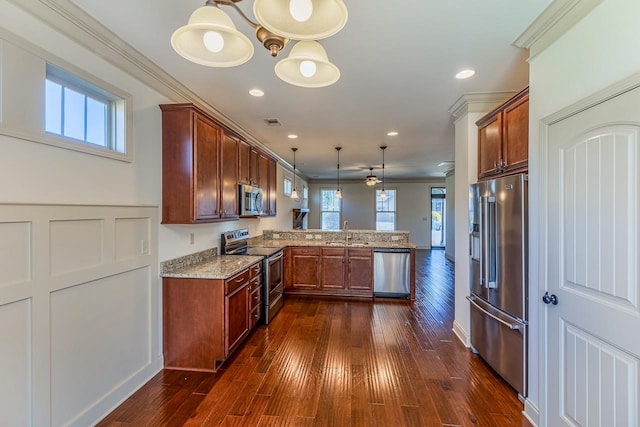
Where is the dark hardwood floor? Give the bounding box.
[98,250,531,427]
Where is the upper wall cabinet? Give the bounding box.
[476,87,529,180]
[161,103,242,224]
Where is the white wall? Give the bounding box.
[523,0,640,421]
[444,171,455,261]
[307,180,445,249]
[0,1,306,425]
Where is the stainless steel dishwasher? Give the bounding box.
[373,248,411,298]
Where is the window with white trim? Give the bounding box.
[376,189,396,230]
[45,64,126,153]
[320,189,341,230]
[283,177,292,196]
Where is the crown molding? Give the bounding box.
[448,91,517,119]
[5,0,288,165]
[514,0,604,60]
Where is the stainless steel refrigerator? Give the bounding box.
[468,173,528,399]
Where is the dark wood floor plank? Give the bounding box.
[97,250,532,427]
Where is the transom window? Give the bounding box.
[376,189,397,230]
[321,189,341,230]
[45,64,126,153]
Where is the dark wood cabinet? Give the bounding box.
[477,87,529,180]
[161,104,222,223]
[321,247,347,290]
[257,152,269,190]
[285,246,374,297]
[220,134,239,219]
[289,247,321,290]
[162,261,261,372]
[249,148,260,187]
[266,158,277,216]
[347,248,373,292]
[238,139,251,185]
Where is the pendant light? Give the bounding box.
[365,167,379,186]
[335,146,342,199]
[254,0,348,40]
[275,40,340,88]
[290,147,299,199]
[380,145,388,200]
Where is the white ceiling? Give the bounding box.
[71,0,550,181]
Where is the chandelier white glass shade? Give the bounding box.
[171,5,254,67]
[171,0,345,87]
[254,0,348,40]
[290,147,299,200]
[275,41,340,87]
[335,146,342,199]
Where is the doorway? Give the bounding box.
[431,187,445,248]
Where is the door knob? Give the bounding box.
[542,291,558,305]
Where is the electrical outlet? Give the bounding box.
[305,234,313,240]
[273,233,280,239]
[392,236,400,241]
[314,234,322,240]
[190,233,195,244]
[141,240,149,255]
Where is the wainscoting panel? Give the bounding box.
[0,204,159,427]
[0,298,31,427]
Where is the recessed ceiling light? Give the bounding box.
[387,131,398,136]
[456,69,476,79]
[288,134,298,139]
[249,88,264,97]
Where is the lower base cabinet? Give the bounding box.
[285,246,373,298]
[163,261,261,372]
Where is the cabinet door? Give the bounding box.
[225,284,249,356]
[194,115,220,221]
[238,139,251,185]
[267,158,277,216]
[258,152,269,192]
[249,148,260,186]
[290,248,320,290]
[220,134,239,218]
[502,93,529,174]
[477,112,502,180]
[348,249,373,291]
[321,248,346,290]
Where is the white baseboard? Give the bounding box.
[523,399,540,427]
[452,320,470,347]
[445,252,455,262]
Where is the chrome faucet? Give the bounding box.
[343,220,348,231]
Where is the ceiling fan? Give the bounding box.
[365,167,381,187]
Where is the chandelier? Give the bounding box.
[171,0,347,88]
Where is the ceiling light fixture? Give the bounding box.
[171,0,347,88]
[455,69,476,79]
[379,145,387,200]
[249,88,264,96]
[335,146,342,199]
[387,131,398,136]
[288,134,298,139]
[365,167,379,187]
[290,147,299,199]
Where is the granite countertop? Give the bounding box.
[162,255,263,279]
[252,240,416,249]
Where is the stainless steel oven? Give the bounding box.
[221,229,284,324]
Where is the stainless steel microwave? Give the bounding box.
[240,184,263,216]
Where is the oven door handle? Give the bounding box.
[268,251,283,262]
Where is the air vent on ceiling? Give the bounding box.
[264,118,281,126]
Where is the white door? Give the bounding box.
[544,85,640,426]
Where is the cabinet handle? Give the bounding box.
[235,277,244,283]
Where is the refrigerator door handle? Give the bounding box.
[467,296,524,330]
[478,197,484,286]
[486,196,497,289]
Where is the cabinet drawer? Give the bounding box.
[225,269,250,295]
[291,247,321,256]
[248,275,261,293]
[348,247,372,257]
[250,286,261,311]
[250,305,261,330]
[249,262,261,279]
[322,247,346,256]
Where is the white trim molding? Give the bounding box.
[524,399,540,427]
[452,320,470,347]
[514,0,604,59]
